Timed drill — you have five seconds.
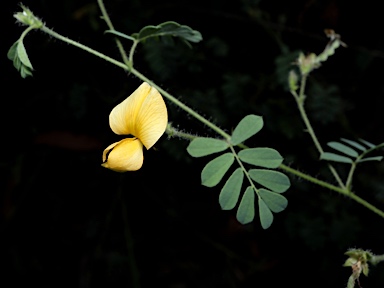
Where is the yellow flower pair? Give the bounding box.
[102,82,168,172]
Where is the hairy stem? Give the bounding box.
[97,0,130,66]
[41,26,129,71]
[291,75,346,189]
[131,68,231,140]
[32,11,384,219]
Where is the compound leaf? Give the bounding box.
[249,169,290,193]
[201,153,234,187]
[187,137,228,157]
[231,115,263,145]
[236,187,255,224]
[219,168,244,210]
[238,147,283,168]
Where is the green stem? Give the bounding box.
[229,144,259,193]
[279,163,384,219]
[370,254,384,265]
[345,162,357,190]
[40,26,129,71]
[292,75,346,189]
[97,0,130,66]
[279,164,349,196]
[129,40,139,67]
[20,25,36,40]
[130,67,231,140]
[35,16,384,219]
[166,123,197,141]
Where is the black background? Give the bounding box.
[2,0,384,287]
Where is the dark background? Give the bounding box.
[2,0,384,287]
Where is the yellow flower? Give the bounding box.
[102,82,168,172]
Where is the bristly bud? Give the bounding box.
[288,70,299,91]
[14,5,43,28]
[316,29,346,64]
[297,52,320,76]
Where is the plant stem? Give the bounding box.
[97,0,130,66]
[166,123,197,141]
[40,26,129,71]
[345,162,357,190]
[35,14,384,219]
[291,75,346,189]
[229,144,259,193]
[279,164,348,195]
[131,67,231,140]
[370,254,384,265]
[279,163,384,218]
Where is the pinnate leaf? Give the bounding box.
[187,137,228,157]
[357,156,383,163]
[327,141,358,158]
[320,152,352,164]
[7,40,33,78]
[219,168,244,210]
[236,187,255,224]
[131,21,202,44]
[238,148,283,168]
[359,138,375,148]
[340,138,367,152]
[249,169,290,193]
[201,153,234,187]
[258,189,288,213]
[231,115,263,145]
[258,197,273,229]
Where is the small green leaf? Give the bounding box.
[8,41,22,70]
[327,141,358,158]
[219,168,244,210]
[8,40,33,78]
[201,153,234,187]
[238,148,283,168]
[258,197,273,229]
[16,39,33,69]
[357,156,383,163]
[320,152,353,164]
[131,21,202,44]
[258,189,288,213]
[359,138,375,148]
[340,138,367,152]
[231,115,263,145]
[20,65,33,78]
[236,187,255,224]
[249,169,290,193]
[187,137,228,157]
[7,41,18,62]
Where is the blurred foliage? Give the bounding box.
[3,0,384,287]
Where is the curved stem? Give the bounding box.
[345,162,357,190]
[40,26,129,71]
[97,0,130,66]
[131,67,231,140]
[279,164,348,195]
[279,164,384,218]
[128,40,139,67]
[292,75,346,189]
[20,25,36,40]
[34,16,384,219]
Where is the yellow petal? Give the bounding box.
[102,138,143,172]
[109,82,168,149]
